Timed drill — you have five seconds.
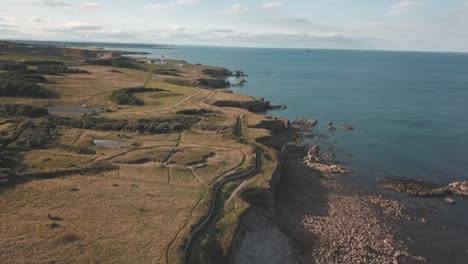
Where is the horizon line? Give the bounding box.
[3,38,468,55]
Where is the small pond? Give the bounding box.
[93,139,129,148]
[47,106,103,116]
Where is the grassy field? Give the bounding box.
[0,44,280,264]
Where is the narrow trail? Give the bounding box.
[71,131,84,146]
[168,167,172,184]
[143,72,153,86]
[182,148,261,264]
[164,151,249,264]
[135,90,203,114]
[163,133,183,165]
[190,168,206,186]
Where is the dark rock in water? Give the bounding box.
[341,125,354,131]
[444,197,456,205]
[378,178,451,197]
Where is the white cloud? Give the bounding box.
[261,2,283,9]
[80,3,104,9]
[388,1,420,16]
[33,0,71,7]
[64,22,101,31]
[145,0,199,12]
[29,16,44,23]
[225,4,250,14]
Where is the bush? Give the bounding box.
[37,65,89,75]
[0,60,27,71]
[7,119,57,150]
[202,68,232,77]
[85,57,145,70]
[1,72,47,83]
[110,87,165,106]
[0,104,49,118]
[0,78,50,98]
[50,115,199,134]
[153,68,181,76]
[23,60,64,66]
[176,108,214,115]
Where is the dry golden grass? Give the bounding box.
[19,149,93,173]
[0,171,202,264]
[0,52,277,264]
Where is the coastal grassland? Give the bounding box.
[19,148,94,173]
[1,118,255,263]
[0,171,202,264]
[0,54,70,63]
[0,43,278,264]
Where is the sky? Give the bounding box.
[1,0,468,51]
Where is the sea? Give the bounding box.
[53,42,468,185]
[22,41,468,262]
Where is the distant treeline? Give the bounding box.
[1,71,47,83]
[0,104,49,118]
[0,72,51,98]
[23,60,64,66]
[0,60,27,71]
[85,57,144,71]
[36,65,89,75]
[110,87,165,106]
[49,115,200,134]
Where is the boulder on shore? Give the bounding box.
[449,181,468,196]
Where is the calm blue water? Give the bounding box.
[53,42,468,184]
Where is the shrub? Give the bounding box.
[0,60,27,71]
[37,65,89,75]
[0,72,47,83]
[23,60,64,66]
[0,104,49,118]
[50,115,199,134]
[153,68,181,76]
[110,87,165,106]
[0,78,50,98]
[85,57,145,70]
[176,108,214,115]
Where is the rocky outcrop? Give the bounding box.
[448,181,468,196]
[213,100,274,113]
[379,178,468,197]
[202,68,232,78]
[196,78,230,89]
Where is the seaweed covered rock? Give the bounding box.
[448,181,468,196]
[378,178,451,197]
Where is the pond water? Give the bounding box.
[47,106,103,116]
[93,139,129,148]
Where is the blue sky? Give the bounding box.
[1,0,468,51]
